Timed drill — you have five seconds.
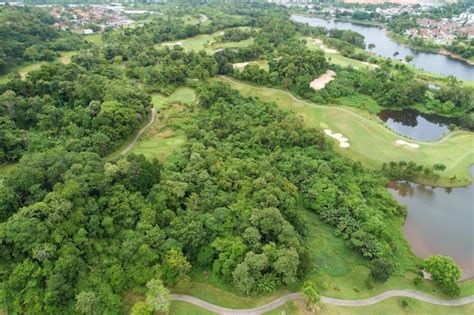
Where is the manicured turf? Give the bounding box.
[157,28,255,54]
[170,301,216,315]
[221,76,474,187]
[128,87,197,160]
[266,297,474,315]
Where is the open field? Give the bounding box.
[221,76,474,187]
[127,87,196,160]
[0,51,78,84]
[84,33,103,46]
[157,28,255,54]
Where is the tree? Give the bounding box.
[75,291,101,315]
[405,55,414,63]
[368,43,376,51]
[145,279,170,314]
[301,281,320,311]
[370,258,394,282]
[424,255,461,296]
[131,301,152,315]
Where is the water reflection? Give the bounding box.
[388,166,474,279]
[291,15,474,81]
[378,109,457,141]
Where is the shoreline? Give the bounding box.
[291,14,474,68]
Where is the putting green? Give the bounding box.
[221,76,474,187]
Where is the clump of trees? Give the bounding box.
[381,161,445,182]
[424,255,461,297]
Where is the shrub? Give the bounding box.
[370,258,394,282]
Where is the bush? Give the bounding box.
[424,255,461,297]
[370,258,394,282]
[413,276,423,286]
[365,276,374,289]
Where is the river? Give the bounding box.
[291,15,474,81]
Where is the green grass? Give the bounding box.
[213,37,254,49]
[170,301,216,315]
[84,33,102,46]
[0,51,77,83]
[221,76,474,187]
[157,28,255,55]
[172,281,290,309]
[267,297,474,315]
[127,87,197,161]
[336,93,382,114]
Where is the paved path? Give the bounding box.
[171,291,474,314]
[121,108,156,155]
[220,76,465,145]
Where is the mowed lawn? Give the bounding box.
[221,77,474,187]
[265,298,474,315]
[128,87,197,160]
[0,51,77,83]
[157,28,255,54]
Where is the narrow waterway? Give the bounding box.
[377,109,458,141]
[291,15,474,81]
[388,166,474,279]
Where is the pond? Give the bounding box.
[291,15,474,81]
[388,166,474,279]
[377,109,458,141]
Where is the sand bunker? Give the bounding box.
[395,139,420,149]
[232,62,250,69]
[162,41,182,46]
[324,129,350,148]
[310,70,336,90]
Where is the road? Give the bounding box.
[170,290,474,314]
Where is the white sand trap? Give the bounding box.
[324,129,350,148]
[232,62,250,69]
[395,139,420,149]
[162,41,182,46]
[310,70,336,90]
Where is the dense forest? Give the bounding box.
[0,3,468,314]
[0,81,412,313]
[0,5,86,75]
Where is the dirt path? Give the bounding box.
[121,108,156,155]
[171,291,474,314]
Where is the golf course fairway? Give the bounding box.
[221,76,474,187]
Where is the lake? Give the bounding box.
[388,167,474,279]
[291,15,474,81]
[377,109,458,141]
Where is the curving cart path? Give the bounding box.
[171,291,474,314]
[121,108,156,155]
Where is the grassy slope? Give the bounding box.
[127,87,196,160]
[157,28,254,55]
[221,76,474,187]
[0,51,77,84]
